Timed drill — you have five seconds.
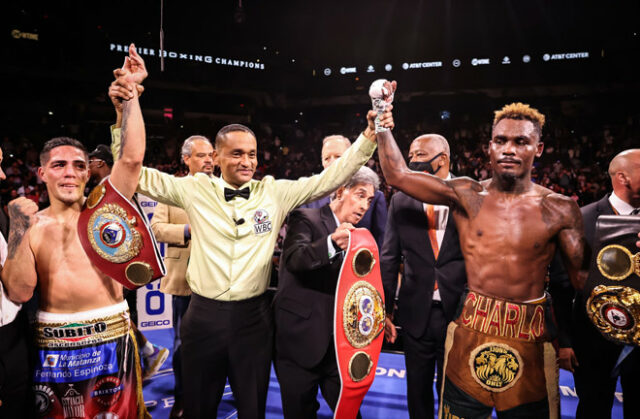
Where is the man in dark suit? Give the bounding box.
[301,135,387,250]
[274,166,380,418]
[558,148,640,418]
[381,134,467,419]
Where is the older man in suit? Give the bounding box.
[274,166,380,418]
[151,134,214,419]
[381,134,467,418]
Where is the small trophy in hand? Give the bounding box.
[369,79,395,133]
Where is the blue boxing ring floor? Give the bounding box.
[141,329,624,418]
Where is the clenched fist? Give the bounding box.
[8,197,38,225]
[330,223,355,251]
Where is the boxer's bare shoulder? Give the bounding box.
[538,185,581,229]
[448,176,487,218]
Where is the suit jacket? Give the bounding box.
[151,202,192,296]
[381,191,467,339]
[300,190,387,250]
[274,205,342,369]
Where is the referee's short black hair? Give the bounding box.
[215,124,256,148]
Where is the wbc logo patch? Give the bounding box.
[253,209,272,235]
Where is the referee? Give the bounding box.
[110,68,390,418]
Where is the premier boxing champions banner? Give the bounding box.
[584,215,640,346]
[333,228,385,418]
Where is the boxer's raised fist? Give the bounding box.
[8,197,38,229]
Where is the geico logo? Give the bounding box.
[141,320,171,327]
[43,322,107,339]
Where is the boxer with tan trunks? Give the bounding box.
[371,86,588,418]
[1,44,149,419]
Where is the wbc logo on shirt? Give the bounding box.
[253,209,272,235]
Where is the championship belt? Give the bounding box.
[77,178,166,290]
[584,215,640,346]
[333,228,385,419]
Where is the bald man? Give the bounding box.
[560,149,640,418]
[301,135,388,249]
[381,134,467,418]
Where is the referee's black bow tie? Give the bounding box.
[224,187,250,201]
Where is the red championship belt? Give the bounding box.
[334,228,385,419]
[78,178,166,289]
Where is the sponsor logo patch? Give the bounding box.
[62,384,85,418]
[252,209,272,235]
[34,384,56,415]
[469,343,523,392]
[92,376,123,407]
[34,342,118,384]
[43,354,60,367]
[43,322,107,342]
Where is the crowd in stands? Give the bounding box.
[2,106,639,215]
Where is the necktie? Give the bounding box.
[426,204,440,259]
[224,187,250,201]
[426,204,439,291]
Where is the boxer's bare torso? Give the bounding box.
[449,178,581,301]
[376,117,587,301]
[29,206,122,313]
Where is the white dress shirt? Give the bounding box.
[609,192,637,215]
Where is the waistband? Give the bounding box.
[455,289,552,342]
[36,300,129,323]
[34,301,130,348]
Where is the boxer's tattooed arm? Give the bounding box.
[556,198,589,290]
[119,99,131,159]
[376,130,459,206]
[6,207,32,259]
[451,179,485,219]
[540,193,567,230]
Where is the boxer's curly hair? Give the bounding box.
[493,102,545,137]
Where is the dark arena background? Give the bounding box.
[3,0,639,418]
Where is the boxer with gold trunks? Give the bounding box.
[441,290,558,417]
[370,82,588,418]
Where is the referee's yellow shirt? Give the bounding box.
[111,127,376,301]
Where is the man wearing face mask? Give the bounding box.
[381,134,467,418]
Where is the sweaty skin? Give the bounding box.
[375,115,587,302]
